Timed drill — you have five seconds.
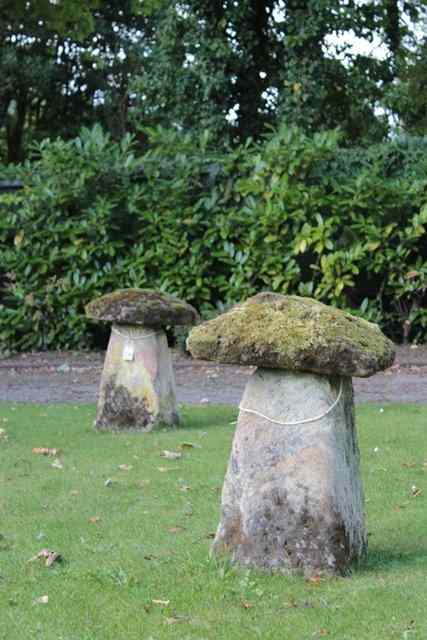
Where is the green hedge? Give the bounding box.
[0,124,426,352]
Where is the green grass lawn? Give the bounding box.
[0,402,426,640]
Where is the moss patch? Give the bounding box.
[85,288,198,327]
[187,293,395,377]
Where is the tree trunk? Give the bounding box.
[6,93,27,164]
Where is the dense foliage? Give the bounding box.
[0,126,145,349]
[0,124,426,352]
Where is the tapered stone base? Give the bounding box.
[95,324,179,431]
[212,368,367,576]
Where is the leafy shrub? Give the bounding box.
[0,125,145,350]
[0,124,426,353]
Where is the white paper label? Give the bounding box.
[123,343,135,361]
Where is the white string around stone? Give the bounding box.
[112,326,159,341]
[239,379,343,426]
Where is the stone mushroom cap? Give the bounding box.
[187,292,395,378]
[85,289,199,328]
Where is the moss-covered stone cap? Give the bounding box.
[85,289,198,327]
[187,293,395,377]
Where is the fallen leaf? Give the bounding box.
[410,486,423,498]
[152,599,170,606]
[32,447,60,456]
[307,575,322,585]
[89,516,100,524]
[14,231,24,247]
[179,442,201,450]
[0,429,8,440]
[393,505,406,512]
[157,466,179,473]
[45,552,61,568]
[283,598,298,609]
[241,600,253,609]
[33,595,48,605]
[29,549,62,567]
[160,450,182,460]
[118,464,132,471]
[168,526,185,534]
[70,490,80,496]
[402,462,416,468]
[51,459,63,469]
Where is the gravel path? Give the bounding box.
[0,346,426,405]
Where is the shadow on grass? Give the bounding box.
[357,546,427,575]
[67,403,238,434]
[178,404,238,431]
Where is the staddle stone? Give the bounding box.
[86,288,198,327]
[212,369,367,576]
[187,292,395,377]
[87,289,198,431]
[95,325,179,431]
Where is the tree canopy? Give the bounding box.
[1,0,427,163]
[0,0,100,38]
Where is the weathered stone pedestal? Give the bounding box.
[188,292,395,575]
[95,324,179,431]
[212,369,367,576]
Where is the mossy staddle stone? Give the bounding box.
[86,289,198,327]
[187,292,395,377]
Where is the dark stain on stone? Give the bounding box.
[214,484,365,576]
[231,454,239,474]
[95,376,153,431]
[214,512,248,555]
[331,521,351,570]
[272,488,284,507]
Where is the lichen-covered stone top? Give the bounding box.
[187,292,395,377]
[86,289,198,327]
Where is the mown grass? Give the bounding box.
[0,402,426,640]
